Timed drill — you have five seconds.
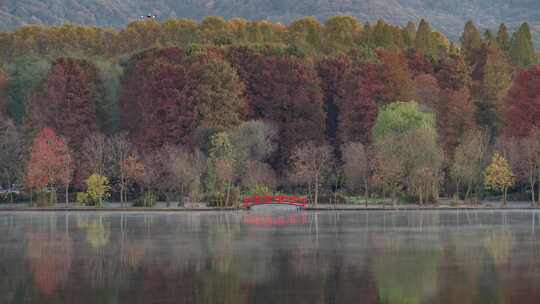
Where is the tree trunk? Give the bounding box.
[120,176,125,207]
[531,176,535,206]
[65,186,69,206]
[314,174,319,206]
[503,188,508,207]
[537,170,540,207]
[225,182,231,207]
[179,183,185,207]
[464,184,471,204]
[455,181,460,202]
[365,179,369,208]
[382,186,387,207]
[51,187,56,206]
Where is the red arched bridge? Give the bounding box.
[242,196,308,209]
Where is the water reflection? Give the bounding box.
[0,211,539,303]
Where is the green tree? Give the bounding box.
[484,30,496,44]
[371,20,396,49]
[415,19,436,57]
[473,42,513,138]
[403,21,417,47]
[287,17,323,54]
[5,56,50,124]
[461,21,482,65]
[372,101,435,139]
[496,23,510,53]
[323,16,362,52]
[484,152,515,207]
[196,59,246,131]
[200,16,231,44]
[85,174,111,206]
[373,102,442,205]
[509,23,536,68]
[207,132,235,207]
[94,59,123,134]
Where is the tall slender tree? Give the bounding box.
[509,23,536,68]
[415,19,436,57]
[496,23,511,53]
[461,21,482,65]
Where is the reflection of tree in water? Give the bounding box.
[77,216,111,250]
[438,230,482,304]
[4,211,540,304]
[75,215,122,292]
[484,228,514,267]
[477,216,514,304]
[200,213,239,273]
[26,231,73,296]
[373,230,442,303]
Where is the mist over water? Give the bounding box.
[1,210,540,303]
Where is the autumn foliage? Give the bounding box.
[25,128,73,196]
[504,66,540,137]
[25,58,101,150]
[0,16,539,206]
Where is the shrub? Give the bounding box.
[246,184,271,196]
[205,191,225,207]
[133,191,157,207]
[35,191,54,207]
[76,192,89,205]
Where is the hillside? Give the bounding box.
[2,0,540,42]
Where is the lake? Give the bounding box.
[1,210,539,303]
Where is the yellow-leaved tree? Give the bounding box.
[484,152,515,207]
[85,174,111,207]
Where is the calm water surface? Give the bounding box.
[1,210,540,304]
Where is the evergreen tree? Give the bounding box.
[484,30,495,44]
[510,23,536,68]
[415,19,436,57]
[496,23,510,53]
[460,21,482,65]
[403,21,417,47]
[372,20,395,49]
[324,16,363,52]
[473,43,513,138]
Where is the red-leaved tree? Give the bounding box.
[336,62,382,146]
[25,58,101,150]
[227,47,326,169]
[25,128,73,205]
[316,55,351,150]
[504,66,540,137]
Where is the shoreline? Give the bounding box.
[1,205,539,212]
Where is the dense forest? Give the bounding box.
[0,16,539,206]
[2,0,540,47]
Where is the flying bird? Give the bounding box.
[140,14,157,19]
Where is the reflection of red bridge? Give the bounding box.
[242,213,309,226]
[242,196,308,209]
